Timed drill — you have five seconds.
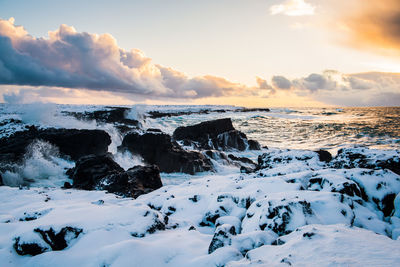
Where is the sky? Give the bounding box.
[0,0,399,107]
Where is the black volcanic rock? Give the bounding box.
[331,148,400,175]
[146,107,269,119]
[208,224,237,254]
[98,165,162,198]
[315,149,332,163]
[174,118,235,140]
[34,227,83,251]
[69,154,163,198]
[119,132,213,174]
[69,153,124,190]
[64,107,139,127]
[236,108,270,113]
[173,118,260,151]
[14,227,83,256]
[0,127,111,162]
[13,237,49,256]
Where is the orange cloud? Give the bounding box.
[338,0,400,55]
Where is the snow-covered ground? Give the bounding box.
[1,148,400,266]
[1,105,400,266]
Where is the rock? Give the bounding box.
[34,227,83,251]
[205,150,229,161]
[347,168,400,217]
[13,237,49,256]
[173,118,260,151]
[315,149,332,163]
[69,154,163,198]
[147,109,227,119]
[63,182,72,189]
[235,108,270,113]
[69,153,124,190]
[97,165,162,198]
[63,107,139,127]
[0,173,3,186]
[228,154,256,165]
[0,127,111,162]
[174,118,235,140]
[118,132,213,174]
[248,140,261,150]
[208,224,237,254]
[330,147,400,175]
[146,107,269,119]
[256,149,326,176]
[240,166,254,174]
[241,192,355,236]
[146,128,163,133]
[14,226,83,256]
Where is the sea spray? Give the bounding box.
[1,140,73,187]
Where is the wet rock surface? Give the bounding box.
[68,153,124,190]
[119,132,213,174]
[146,107,270,119]
[98,165,163,198]
[69,153,163,198]
[173,118,260,151]
[0,126,111,162]
[63,107,140,127]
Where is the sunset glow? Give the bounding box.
[0,0,399,106]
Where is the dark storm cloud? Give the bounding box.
[0,18,255,99]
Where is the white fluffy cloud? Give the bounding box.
[270,0,315,16]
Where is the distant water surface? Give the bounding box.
[145,106,400,152]
[0,104,399,153]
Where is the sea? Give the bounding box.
[0,104,399,185]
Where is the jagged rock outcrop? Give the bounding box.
[146,107,270,118]
[173,118,260,151]
[14,226,83,256]
[0,126,111,162]
[118,132,213,174]
[63,107,139,126]
[330,147,400,175]
[98,165,163,198]
[68,153,124,190]
[68,154,163,198]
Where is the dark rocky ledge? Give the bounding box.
[146,107,269,119]
[63,107,140,127]
[118,132,213,174]
[68,153,163,198]
[173,118,260,151]
[0,126,111,162]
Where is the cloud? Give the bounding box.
[272,75,292,89]
[0,18,256,99]
[270,0,315,16]
[263,70,400,106]
[336,0,400,54]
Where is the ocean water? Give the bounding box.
[1,104,399,152]
[144,106,400,153]
[0,104,399,185]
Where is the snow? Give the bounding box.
[0,105,400,266]
[232,224,400,266]
[1,153,400,266]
